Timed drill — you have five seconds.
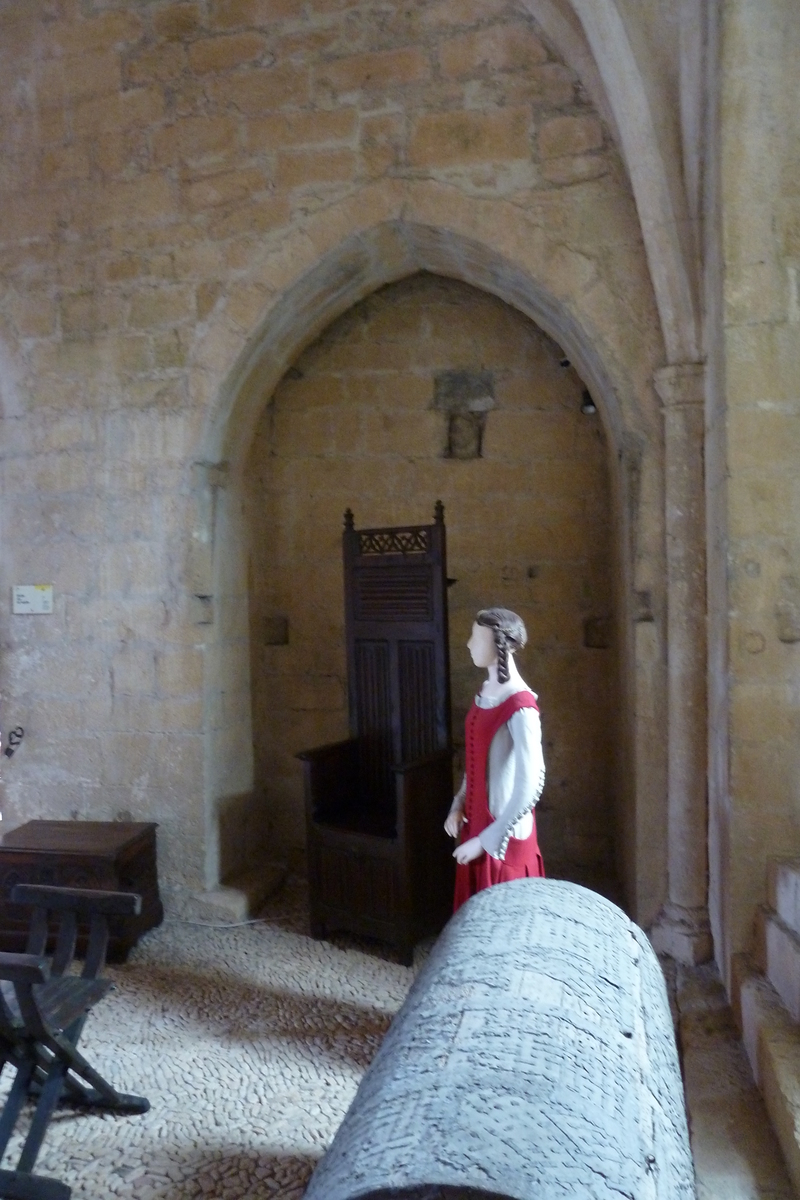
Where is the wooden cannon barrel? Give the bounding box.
[304,878,695,1200]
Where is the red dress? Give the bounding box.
[453,690,545,913]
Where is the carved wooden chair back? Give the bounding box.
[343,502,451,825]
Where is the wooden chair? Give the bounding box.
[0,883,150,1200]
[298,503,455,965]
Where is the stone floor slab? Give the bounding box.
[676,962,794,1200]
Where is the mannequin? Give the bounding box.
[445,607,545,911]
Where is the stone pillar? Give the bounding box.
[651,362,713,963]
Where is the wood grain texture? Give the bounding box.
[0,822,162,962]
[301,508,454,962]
[305,878,695,1200]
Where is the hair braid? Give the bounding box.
[495,634,510,683]
[475,607,528,681]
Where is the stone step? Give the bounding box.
[767,858,800,939]
[754,905,800,1022]
[190,861,287,924]
[732,952,800,1195]
[679,962,794,1200]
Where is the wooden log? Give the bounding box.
[305,878,695,1200]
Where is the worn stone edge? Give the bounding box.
[732,951,800,1196]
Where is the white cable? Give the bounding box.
[171,917,270,930]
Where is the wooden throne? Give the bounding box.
[297,503,454,964]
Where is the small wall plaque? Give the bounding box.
[12,585,54,615]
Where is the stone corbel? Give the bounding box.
[649,362,712,964]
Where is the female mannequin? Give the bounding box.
[445,607,546,911]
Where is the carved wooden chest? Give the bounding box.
[0,821,163,961]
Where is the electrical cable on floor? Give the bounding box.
[172,917,270,929]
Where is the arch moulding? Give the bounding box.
[188,182,668,929]
[520,0,702,365]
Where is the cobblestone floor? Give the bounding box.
[0,877,414,1200]
[0,879,792,1200]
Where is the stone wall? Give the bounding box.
[246,273,618,887]
[0,0,665,915]
[707,0,800,976]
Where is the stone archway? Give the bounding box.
[190,197,668,930]
[245,272,624,897]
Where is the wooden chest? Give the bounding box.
[0,820,163,961]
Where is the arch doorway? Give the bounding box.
[243,273,621,902]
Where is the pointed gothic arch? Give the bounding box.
[190,204,668,927]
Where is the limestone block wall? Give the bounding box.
[708,0,800,976]
[0,0,665,912]
[245,273,617,887]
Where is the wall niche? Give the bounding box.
[245,272,619,897]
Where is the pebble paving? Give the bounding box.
[0,878,414,1200]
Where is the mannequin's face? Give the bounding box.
[467,622,497,669]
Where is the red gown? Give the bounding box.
[453,690,545,913]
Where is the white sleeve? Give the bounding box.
[449,774,467,814]
[478,708,545,861]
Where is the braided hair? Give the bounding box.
[475,608,528,684]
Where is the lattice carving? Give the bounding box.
[300,504,452,960]
[354,566,433,622]
[358,528,430,556]
[398,641,438,763]
[354,640,393,804]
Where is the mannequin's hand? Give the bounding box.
[444,808,466,839]
[453,836,484,865]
